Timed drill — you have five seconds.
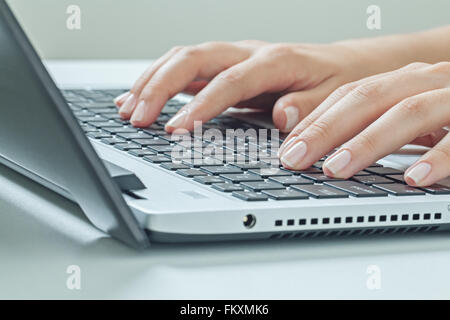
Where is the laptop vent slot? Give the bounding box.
[269,225,440,240]
[274,212,442,228]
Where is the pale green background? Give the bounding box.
[6,0,450,59]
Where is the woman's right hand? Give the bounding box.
[114,40,402,133]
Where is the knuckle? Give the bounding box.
[403,62,430,70]
[307,119,333,141]
[263,43,295,58]
[217,69,244,86]
[170,45,184,53]
[334,82,358,98]
[179,46,203,60]
[354,131,378,154]
[351,81,383,100]
[427,61,450,74]
[431,144,450,162]
[397,96,426,118]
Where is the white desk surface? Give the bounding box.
[1,60,450,299]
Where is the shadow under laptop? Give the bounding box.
[2,161,450,268]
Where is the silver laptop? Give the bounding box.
[1,0,449,249]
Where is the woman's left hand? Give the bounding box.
[279,62,450,187]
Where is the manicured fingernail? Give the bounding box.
[405,162,431,185]
[280,140,307,168]
[119,94,136,118]
[278,136,297,156]
[130,101,146,124]
[165,110,188,130]
[283,106,299,132]
[114,91,130,105]
[324,149,352,175]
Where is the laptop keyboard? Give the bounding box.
[63,89,450,201]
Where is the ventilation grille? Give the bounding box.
[275,212,442,228]
[269,225,441,240]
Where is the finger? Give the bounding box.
[116,46,183,110]
[234,93,282,110]
[182,80,209,95]
[405,132,450,187]
[321,87,450,179]
[164,55,296,132]
[130,43,252,127]
[279,62,429,154]
[272,79,340,133]
[279,63,446,170]
[409,128,449,147]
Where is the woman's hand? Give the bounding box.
[114,40,398,133]
[279,62,450,187]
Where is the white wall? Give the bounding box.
[7,0,450,59]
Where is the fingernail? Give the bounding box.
[119,94,136,118]
[280,140,307,168]
[278,135,297,156]
[114,91,130,105]
[324,149,352,175]
[283,106,299,132]
[166,110,188,130]
[405,162,431,185]
[130,101,146,124]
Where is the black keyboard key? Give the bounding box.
[78,115,108,122]
[262,189,309,200]
[240,181,285,192]
[160,162,190,171]
[300,173,345,182]
[80,124,99,133]
[74,110,95,117]
[373,183,426,196]
[365,167,404,175]
[353,175,394,185]
[80,102,116,108]
[146,145,178,154]
[193,176,226,185]
[142,155,171,163]
[212,183,244,192]
[132,138,170,147]
[421,184,450,195]
[200,166,243,175]
[291,185,349,199]
[228,162,271,170]
[232,191,268,201]
[283,167,322,174]
[386,174,406,183]
[114,142,142,151]
[354,170,371,176]
[368,162,383,167]
[182,158,224,167]
[177,169,207,177]
[93,107,117,114]
[248,168,291,178]
[268,176,313,186]
[88,121,122,128]
[128,149,156,157]
[101,137,126,145]
[86,132,112,139]
[116,132,152,140]
[103,127,139,134]
[219,173,264,183]
[324,181,388,197]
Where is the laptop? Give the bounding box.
[1,0,449,250]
